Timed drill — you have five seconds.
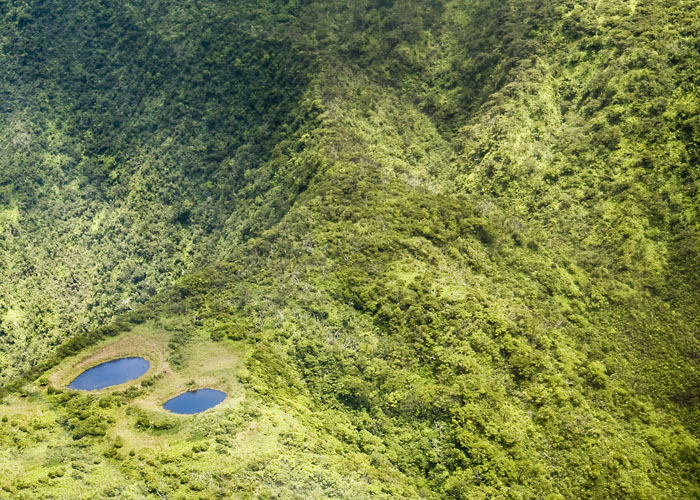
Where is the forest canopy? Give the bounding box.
[0,0,698,498]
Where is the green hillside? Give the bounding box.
[0,0,699,498]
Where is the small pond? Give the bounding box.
[163,388,227,414]
[68,357,150,391]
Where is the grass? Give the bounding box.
[46,321,244,418]
[48,332,167,391]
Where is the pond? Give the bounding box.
[163,388,227,414]
[68,357,150,391]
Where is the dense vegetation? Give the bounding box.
[0,0,698,498]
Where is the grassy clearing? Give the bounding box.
[47,321,244,417]
[48,331,166,391]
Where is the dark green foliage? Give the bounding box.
[134,409,179,433]
[0,0,320,383]
[53,392,110,439]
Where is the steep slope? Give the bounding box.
[0,0,699,499]
[0,0,318,381]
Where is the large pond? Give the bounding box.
[68,357,150,391]
[163,388,226,414]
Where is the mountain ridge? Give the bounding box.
[0,0,698,498]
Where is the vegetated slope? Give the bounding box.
[0,0,318,381]
[0,0,699,499]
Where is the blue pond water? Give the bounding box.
[68,357,150,391]
[163,388,227,414]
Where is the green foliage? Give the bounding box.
[134,409,179,433]
[0,0,698,499]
